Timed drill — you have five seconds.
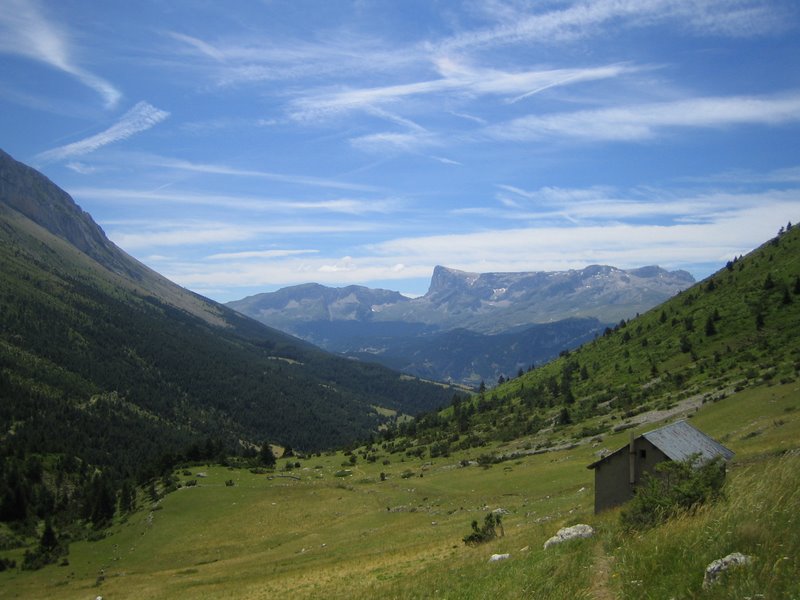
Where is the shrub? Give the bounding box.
[21,520,67,571]
[620,455,726,531]
[463,512,503,546]
[0,557,16,571]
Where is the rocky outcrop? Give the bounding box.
[489,553,510,562]
[702,552,752,588]
[543,524,595,549]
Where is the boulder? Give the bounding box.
[702,552,752,588]
[543,524,595,549]
[489,553,510,562]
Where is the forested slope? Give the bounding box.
[0,149,454,485]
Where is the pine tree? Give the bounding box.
[39,519,58,552]
[705,314,717,336]
[119,480,136,514]
[259,443,276,468]
[86,474,116,526]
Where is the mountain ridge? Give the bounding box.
[227,263,694,384]
[0,149,455,475]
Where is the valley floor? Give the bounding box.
[2,381,799,599]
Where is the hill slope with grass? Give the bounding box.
[387,221,800,454]
[1,224,797,598]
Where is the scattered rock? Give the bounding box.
[492,508,510,515]
[489,553,510,562]
[703,552,752,588]
[543,524,595,549]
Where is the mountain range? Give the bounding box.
[0,149,455,477]
[228,264,694,385]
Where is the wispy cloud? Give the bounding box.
[105,221,376,251]
[136,183,799,296]
[0,0,121,108]
[73,187,396,215]
[205,249,319,261]
[370,196,796,272]
[486,93,800,142]
[437,0,791,52]
[65,161,99,175]
[37,102,170,162]
[683,165,800,184]
[139,156,380,192]
[350,131,441,153]
[431,156,462,166]
[290,62,637,121]
[492,185,800,225]
[165,30,416,87]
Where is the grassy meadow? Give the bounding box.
[2,380,799,599]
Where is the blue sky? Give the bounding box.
[1,0,799,302]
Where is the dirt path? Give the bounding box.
[589,540,615,600]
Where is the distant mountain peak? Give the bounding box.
[427,265,480,294]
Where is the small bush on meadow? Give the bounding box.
[463,512,503,546]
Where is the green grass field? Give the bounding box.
[3,380,798,599]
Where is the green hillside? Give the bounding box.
[385,222,800,455]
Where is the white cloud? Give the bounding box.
[486,93,800,142]
[350,131,441,153]
[165,30,416,88]
[205,249,319,261]
[0,0,121,108]
[37,102,170,162]
[684,165,800,184]
[103,220,378,251]
[140,156,379,192]
[290,62,637,121]
[431,156,462,166]
[73,186,396,215]
[438,0,790,52]
[131,185,799,296]
[319,256,358,273]
[65,161,99,175]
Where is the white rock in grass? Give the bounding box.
[489,553,510,562]
[543,524,595,549]
[702,552,752,588]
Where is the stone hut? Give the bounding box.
[587,420,734,513]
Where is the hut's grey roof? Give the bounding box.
[587,419,734,469]
[642,419,734,463]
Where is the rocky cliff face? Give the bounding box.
[232,264,694,336]
[0,149,238,326]
[0,149,129,273]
